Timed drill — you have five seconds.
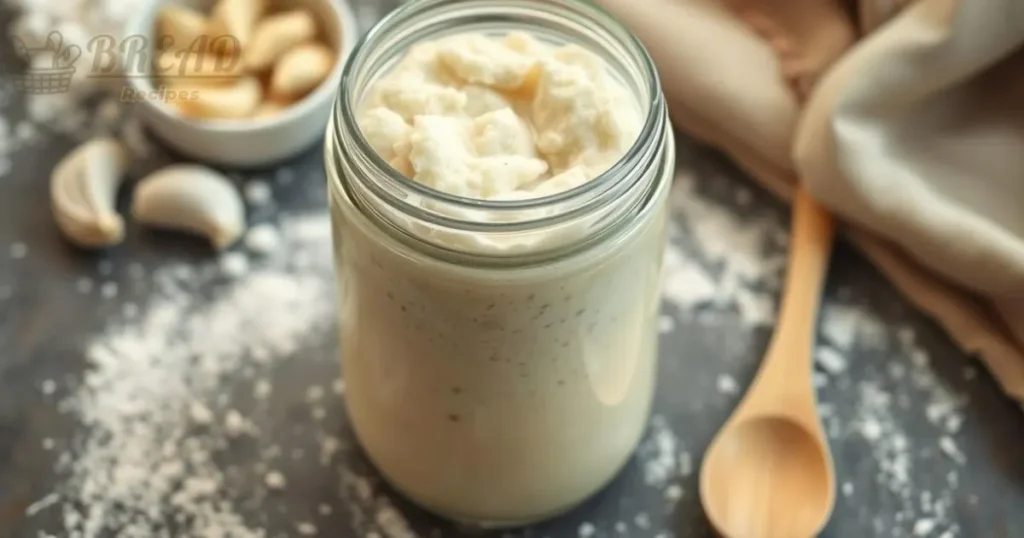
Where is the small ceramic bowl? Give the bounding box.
[124,0,357,168]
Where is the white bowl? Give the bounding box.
[124,0,357,168]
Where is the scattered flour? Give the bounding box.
[245,224,282,256]
[820,303,887,351]
[636,415,678,488]
[39,215,336,537]
[265,471,287,491]
[815,345,848,375]
[220,252,251,278]
[661,172,786,327]
[715,374,739,395]
[244,180,274,207]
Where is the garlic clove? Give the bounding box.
[209,0,266,49]
[177,76,263,119]
[132,164,246,250]
[244,10,317,72]
[156,50,244,85]
[50,137,130,248]
[156,4,208,53]
[269,42,334,99]
[251,99,290,119]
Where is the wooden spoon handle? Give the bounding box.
[748,189,835,411]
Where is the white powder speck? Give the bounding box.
[821,303,887,351]
[614,521,628,534]
[815,345,848,375]
[265,471,287,490]
[332,379,346,395]
[306,385,325,402]
[41,379,57,395]
[9,242,27,259]
[842,482,854,497]
[42,437,55,450]
[318,503,332,516]
[664,484,683,501]
[913,518,936,535]
[578,522,596,537]
[963,367,976,381]
[245,224,281,256]
[312,407,327,421]
[244,180,274,206]
[189,402,214,425]
[296,522,318,535]
[220,252,250,278]
[938,436,965,465]
[97,260,113,276]
[638,415,677,487]
[813,372,829,389]
[658,315,674,334]
[223,409,250,437]
[634,512,651,530]
[320,435,342,466]
[99,282,118,299]
[860,418,883,441]
[254,379,272,399]
[25,493,60,516]
[375,500,416,538]
[678,451,692,477]
[716,374,739,395]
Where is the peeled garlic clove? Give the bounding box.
[156,50,243,84]
[209,0,265,49]
[132,164,245,250]
[251,99,289,119]
[244,10,317,72]
[156,4,208,52]
[50,137,129,248]
[270,42,334,99]
[177,76,262,119]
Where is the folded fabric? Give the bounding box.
[595,0,1024,402]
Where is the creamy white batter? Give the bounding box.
[335,31,668,525]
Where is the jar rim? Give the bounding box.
[331,0,665,220]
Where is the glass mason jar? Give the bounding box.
[325,0,675,527]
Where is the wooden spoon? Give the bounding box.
[699,188,836,538]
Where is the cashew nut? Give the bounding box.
[156,4,208,53]
[270,42,334,99]
[50,137,130,248]
[177,76,263,119]
[244,10,317,72]
[132,164,246,250]
[209,0,266,49]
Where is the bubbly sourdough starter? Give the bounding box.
[336,31,667,524]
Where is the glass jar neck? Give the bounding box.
[328,0,668,266]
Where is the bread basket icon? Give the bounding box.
[13,31,82,94]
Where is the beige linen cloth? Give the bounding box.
[595,0,1024,402]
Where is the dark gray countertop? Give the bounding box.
[1,1,1023,537]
